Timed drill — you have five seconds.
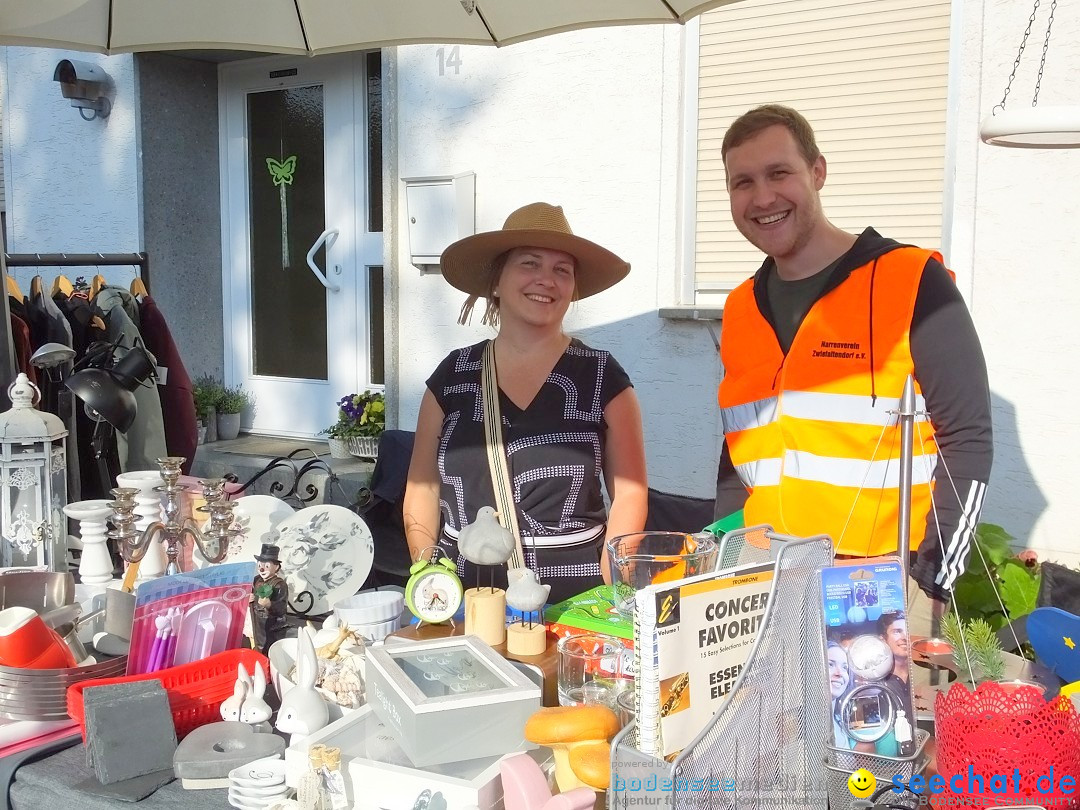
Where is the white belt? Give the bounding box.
[443,523,605,549]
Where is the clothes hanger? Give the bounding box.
[51,274,75,297]
[129,274,149,298]
[6,274,25,302]
[90,274,106,298]
[30,275,44,299]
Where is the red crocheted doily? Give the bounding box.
[935,681,1080,806]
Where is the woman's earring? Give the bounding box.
[492,290,500,298]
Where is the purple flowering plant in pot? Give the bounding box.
[320,391,385,459]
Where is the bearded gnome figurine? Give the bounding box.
[250,543,289,653]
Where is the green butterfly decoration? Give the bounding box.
[266,155,297,187]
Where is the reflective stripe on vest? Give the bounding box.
[718,246,943,557]
[736,449,938,489]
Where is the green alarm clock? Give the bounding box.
[405,551,464,625]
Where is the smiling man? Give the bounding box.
[713,105,993,643]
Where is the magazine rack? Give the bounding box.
[610,527,833,810]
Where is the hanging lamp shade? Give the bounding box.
[981,106,1080,148]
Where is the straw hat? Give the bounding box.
[440,202,630,300]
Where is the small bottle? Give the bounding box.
[894,709,915,757]
[321,746,349,810]
[298,744,329,810]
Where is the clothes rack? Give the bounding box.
[1,252,150,410]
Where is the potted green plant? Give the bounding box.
[192,374,226,443]
[320,391,385,459]
[216,385,255,441]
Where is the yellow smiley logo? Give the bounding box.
[847,768,876,798]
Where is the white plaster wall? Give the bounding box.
[947,0,1080,561]
[393,26,723,500]
[1,47,140,290]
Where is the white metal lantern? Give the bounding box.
[0,373,68,570]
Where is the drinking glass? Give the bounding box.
[557,633,630,708]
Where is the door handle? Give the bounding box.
[306,228,341,292]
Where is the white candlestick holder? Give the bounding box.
[116,470,166,580]
[63,499,115,587]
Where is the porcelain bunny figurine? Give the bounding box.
[240,661,273,733]
[275,626,329,745]
[220,668,248,722]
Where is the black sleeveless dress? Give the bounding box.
[426,338,633,604]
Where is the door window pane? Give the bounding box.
[247,85,328,380]
[366,51,383,234]
[368,265,384,385]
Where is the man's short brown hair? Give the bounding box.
[721,104,821,166]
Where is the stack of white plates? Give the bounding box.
[228,757,292,809]
[333,589,405,642]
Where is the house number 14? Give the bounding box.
[437,46,462,75]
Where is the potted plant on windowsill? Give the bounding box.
[216,385,255,442]
[320,392,385,460]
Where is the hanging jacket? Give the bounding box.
[93,286,168,472]
[9,312,36,386]
[136,295,198,474]
[716,229,993,596]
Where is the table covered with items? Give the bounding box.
[1,451,1079,809]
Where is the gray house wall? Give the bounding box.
[136,53,224,380]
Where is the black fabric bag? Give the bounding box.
[353,430,415,588]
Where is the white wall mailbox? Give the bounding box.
[403,172,476,270]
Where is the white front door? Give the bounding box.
[220,53,384,437]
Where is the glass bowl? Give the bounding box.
[605,531,719,618]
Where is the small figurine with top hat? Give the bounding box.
[250,543,289,654]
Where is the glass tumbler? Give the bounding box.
[557,633,630,708]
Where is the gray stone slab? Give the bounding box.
[83,680,177,784]
[75,768,175,802]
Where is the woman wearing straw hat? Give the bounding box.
[404,202,648,604]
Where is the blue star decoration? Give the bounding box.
[1027,607,1080,683]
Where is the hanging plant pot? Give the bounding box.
[327,438,351,459]
[216,412,241,441]
[935,681,1080,806]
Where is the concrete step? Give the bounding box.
[190,434,375,508]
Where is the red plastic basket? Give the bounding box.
[67,647,269,740]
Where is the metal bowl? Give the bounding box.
[0,571,74,614]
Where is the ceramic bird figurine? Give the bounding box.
[457,506,517,566]
[506,567,551,614]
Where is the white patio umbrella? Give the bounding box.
[0,0,739,56]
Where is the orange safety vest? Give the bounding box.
[718,247,942,557]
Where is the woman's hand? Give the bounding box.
[403,390,446,564]
[600,387,649,582]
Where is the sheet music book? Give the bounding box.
[633,560,774,757]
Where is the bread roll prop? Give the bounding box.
[524,705,619,792]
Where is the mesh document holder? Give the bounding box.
[610,529,834,810]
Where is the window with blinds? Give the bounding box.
[694,0,951,301]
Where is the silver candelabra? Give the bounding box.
[108,457,240,576]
